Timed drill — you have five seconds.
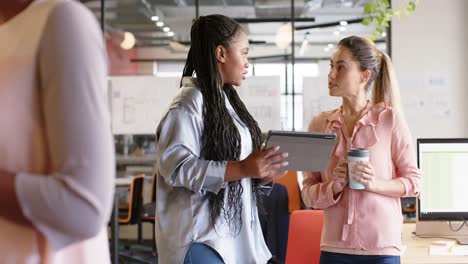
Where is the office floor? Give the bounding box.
[117,239,157,264]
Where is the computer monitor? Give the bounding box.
[415,138,468,240]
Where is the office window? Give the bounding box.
[253,63,318,130]
[155,62,185,77]
[155,61,319,131]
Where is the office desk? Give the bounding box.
[402,223,468,263]
[116,154,156,166]
[116,155,156,178]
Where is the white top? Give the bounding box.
[0,0,114,263]
[155,77,272,264]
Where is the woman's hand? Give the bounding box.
[332,159,348,195]
[240,144,288,180]
[351,161,379,192]
[259,170,288,185]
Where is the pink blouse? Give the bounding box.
[302,102,421,255]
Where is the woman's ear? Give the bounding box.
[361,69,372,84]
[215,45,226,63]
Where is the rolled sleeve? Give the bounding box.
[15,1,115,251]
[16,171,111,250]
[398,176,418,197]
[204,160,228,193]
[391,110,422,197]
[302,172,341,209]
[156,108,227,194]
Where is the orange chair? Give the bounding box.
[285,210,324,264]
[274,170,302,212]
[119,175,145,225]
[117,174,150,263]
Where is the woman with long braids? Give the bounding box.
[154,14,288,264]
[302,36,421,264]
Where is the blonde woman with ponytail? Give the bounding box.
[301,36,421,264]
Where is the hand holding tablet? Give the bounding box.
[264,130,337,172]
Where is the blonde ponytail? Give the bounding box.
[372,51,402,111]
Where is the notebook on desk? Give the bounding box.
[429,240,468,256]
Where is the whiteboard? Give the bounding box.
[236,76,282,131]
[109,75,281,134]
[109,76,179,135]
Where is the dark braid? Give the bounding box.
[181,14,263,235]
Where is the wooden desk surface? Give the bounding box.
[402,223,468,263]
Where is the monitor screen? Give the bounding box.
[417,138,468,221]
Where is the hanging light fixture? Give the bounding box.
[120,31,136,50]
[275,23,292,49]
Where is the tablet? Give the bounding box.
[265,130,336,172]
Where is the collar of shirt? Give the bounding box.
[324,101,389,159]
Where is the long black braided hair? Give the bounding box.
[180,14,263,235]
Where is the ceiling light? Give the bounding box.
[339,26,347,32]
[327,43,334,48]
[151,16,159,21]
[324,47,330,52]
[340,21,348,26]
[333,31,340,36]
[167,31,175,37]
[275,24,292,49]
[163,27,170,32]
[120,32,135,50]
[382,32,387,37]
[156,21,164,27]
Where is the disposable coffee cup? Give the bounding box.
[347,148,370,190]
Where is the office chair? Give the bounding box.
[285,210,324,264]
[117,174,153,264]
[140,172,157,255]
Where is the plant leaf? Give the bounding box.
[362,0,418,42]
[364,2,378,14]
[384,11,393,21]
[404,6,411,15]
[408,1,416,12]
[380,0,390,8]
[394,9,402,20]
[405,1,416,15]
[362,17,373,26]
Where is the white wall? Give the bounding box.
[392,0,468,141]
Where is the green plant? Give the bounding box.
[362,0,419,41]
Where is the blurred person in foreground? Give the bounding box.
[0,0,114,263]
